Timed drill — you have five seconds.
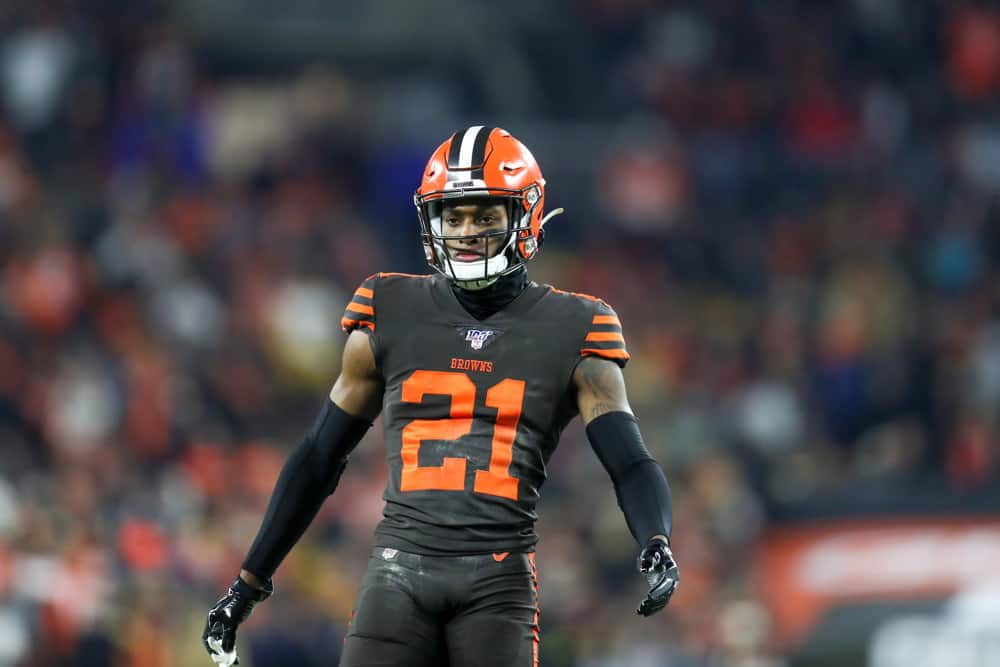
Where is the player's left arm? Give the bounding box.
[573,356,680,616]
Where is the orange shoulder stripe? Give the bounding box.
[592,315,620,326]
[346,303,374,316]
[585,331,625,343]
[549,286,604,303]
[354,287,373,299]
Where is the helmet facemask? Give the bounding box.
[416,187,541,289]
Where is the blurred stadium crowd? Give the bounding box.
[1,1,999,666]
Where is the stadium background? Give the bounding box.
[1,1,999,665]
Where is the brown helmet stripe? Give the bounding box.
[469,126,493,180]
[446,129,465,168]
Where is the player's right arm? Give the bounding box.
[240,329,383,581]
[203,329,383,666]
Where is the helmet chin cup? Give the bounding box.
[447,252,510,281]
[431,227,515,283]
[423,201,521,284]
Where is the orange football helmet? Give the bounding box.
[414,126,563,285]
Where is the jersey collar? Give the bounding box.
[448,265,528,321]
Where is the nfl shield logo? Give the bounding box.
[465,329,494,350]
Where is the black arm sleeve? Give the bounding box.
[242,400,371,580]
[585,411,673,545]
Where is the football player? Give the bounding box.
[203,126,679,666]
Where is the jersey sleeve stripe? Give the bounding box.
[592,314,620,326]
[349,292,372,308]
[585,331,625,342]
[342,275,377,334]
[346,302,374,316]
[580,347,630,360]
[341,317,374,331]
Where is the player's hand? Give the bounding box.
[202,576,273,666]
[636,536,679,617]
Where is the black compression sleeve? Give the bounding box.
[242,400,371,580]
[585,411,673,545]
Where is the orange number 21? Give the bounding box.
[400,370,525,500]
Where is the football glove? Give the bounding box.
[202,576,273,666]
[636,536,679,617]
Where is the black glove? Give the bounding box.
[636,536,679,617]
[202,576,273,666]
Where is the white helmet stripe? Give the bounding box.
[457,126,485,168]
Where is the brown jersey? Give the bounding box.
[341,272,629,555]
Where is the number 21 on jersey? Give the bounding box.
[399,370,524,500]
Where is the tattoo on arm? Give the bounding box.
[576,357,631,421]
[588,402,618,419]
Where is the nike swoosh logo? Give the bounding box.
[493,552,510,562]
